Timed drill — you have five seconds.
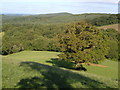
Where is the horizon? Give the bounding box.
[1,12,117,15]
[1,1,118,14]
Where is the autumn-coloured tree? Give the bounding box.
[57,21,109,67]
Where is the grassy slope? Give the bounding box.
[2,51,118,88]
[98,24,119,32]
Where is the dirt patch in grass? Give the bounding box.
[82,63,108,68]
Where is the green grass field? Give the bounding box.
[2,51,118,88]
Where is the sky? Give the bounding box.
[1,0,119,3]
[0,0,119,14]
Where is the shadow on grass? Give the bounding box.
[46,58,74,69]
[46,58,87,71]
[16,61,112,88]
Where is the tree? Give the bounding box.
[103,29,118,60]
[57,21,109,68]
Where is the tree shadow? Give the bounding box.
[46,58,87,71]
[16,61,112,89]
[46,58,74,69]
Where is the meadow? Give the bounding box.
[2,51,118,88]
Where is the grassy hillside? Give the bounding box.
[2,13,119,88]
[98,24,119,32]
[2,51,118,88]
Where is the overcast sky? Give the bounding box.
[1,0,118,14]
[1,0,119,3]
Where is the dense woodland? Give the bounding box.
[1,13,120,62]
[87,14,119,26]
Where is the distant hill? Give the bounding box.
[1,14,32,16]
[1,14,34,20]
[2,13,110,24]
[36,12,73,17]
